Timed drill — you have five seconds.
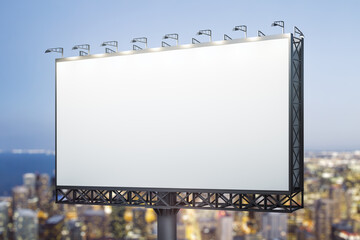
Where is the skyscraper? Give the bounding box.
[261,213,288,240]
[13,209,38,240]
[0,201,10,240]
[12,186,29,210]
[36,174,50,210]
[216,211,233,240]
[43,215,65,240]
[82,208,106,239]
[65,219,83,240]
[23,173,36,198]
[314,199,334,240]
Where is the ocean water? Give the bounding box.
[0,153,54,196]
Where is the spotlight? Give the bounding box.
[196,29,212,42]
[131,37,147,49]
[163,33,179,46]
[101,41,118,53]
[271,21,285,34]
[44,47,63,57]
[233,25,247,38]
[72,44,90,56]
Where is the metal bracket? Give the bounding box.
[192,38,200,44]
[258,30,266,37]
[224,34,232,40]
[133,45,142,51]
[161,41,171,47]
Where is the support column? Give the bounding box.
[154,192,179,240]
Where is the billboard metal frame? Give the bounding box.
[55,34,304,213]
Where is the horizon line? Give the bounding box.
[1,148,360,155]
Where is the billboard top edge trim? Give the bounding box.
[56,33,292,63]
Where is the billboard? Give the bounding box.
[56,34,304,212]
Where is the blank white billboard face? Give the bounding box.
[56,35,291,192]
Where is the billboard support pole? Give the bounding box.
[154,192,179,240]
[155,208,178,240]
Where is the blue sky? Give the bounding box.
[0,0,359,151]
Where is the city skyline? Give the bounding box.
[1,1,360,151]
[1,150,360,239]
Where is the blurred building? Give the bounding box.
[314,199,334,240]
[197,210,216,240]
[296,228,316,240]
[36,174,49,194]
[261,213,287,240]
[144,208,157,239]
[36,174,50,210]
[1,151,360,239]
[177,219,186,240]
[216,211,233,240]
[23,173,36,198]
[330,186,351,223]
[0,201,10,240]
[132,208,146,237]
[249,212,262,233]
[287,213,297,240]
[12,186,29,210]
[82,208,106,240]
[109,206,128,240]
[201,226,216,240]
[332,221,360,240]
[65,219,84,240]
[43,215,65,240]
[13,209,38,240]
[244,235,263,240]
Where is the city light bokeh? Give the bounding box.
[1,151,360,239]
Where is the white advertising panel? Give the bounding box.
[56,35,291,192]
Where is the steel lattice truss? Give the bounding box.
[56,189,302,212]
[291,36,304,195]
[56,36,304,213]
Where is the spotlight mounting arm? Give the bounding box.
[79,51,88,56]
[105,48,116,54]
[101,41,118,52]
[271,21,285,34]
[133,44,142,51]
[72,44,90,55]
[44,47,64,57]
[224,34,232,40]
[294,26,304,38]
[258,30,266,37]
[192,38,200,44]
[131,37,148,48]
[233,25,247,38]
[161,41,171,47]
[196,29,212,42]
[163,33,179,46]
